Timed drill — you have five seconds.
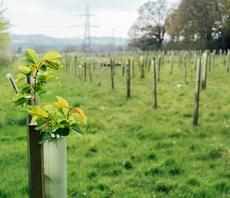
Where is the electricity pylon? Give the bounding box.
[75,3,98,53]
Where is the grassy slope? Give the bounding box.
[1,55,230,197]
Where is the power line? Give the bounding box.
[75,3,98,53]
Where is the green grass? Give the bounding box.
[1,54,230,197]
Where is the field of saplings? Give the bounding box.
[1,50,230,197]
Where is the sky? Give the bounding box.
[4,0,178,39]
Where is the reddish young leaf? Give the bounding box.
[73,108,85,118]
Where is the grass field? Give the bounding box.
[1,53,230,197]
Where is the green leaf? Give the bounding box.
[71,113,87,132]
[15,73,25,82]
[42,51,62,61]
[43,71,54,76]
[37,74,47,82]
[44,60,62,70]
[33,83,43,92]
[71,123,83,136]
[44,105,54,111]
[31,116,38,123]
[56,127,70,136]
[46,75,60,84]
[55,95,68,103]
[18,66,32,75]
[26,49,40,64]
[35,117,48,130]
[37,90,49,96]
[39,64,46,71]
[55,96,69,117]
[59,119,70,125]
[12,94,28,106]
[48,110,58,121]
[21,105,40,112]
[29,108,49,118]
[38,132,54,144]
[17,58,35,66]
[54,101,69,109]
[18,83,31,94]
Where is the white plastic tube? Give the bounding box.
[44,137,67,198]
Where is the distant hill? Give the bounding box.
[9,34,130,53]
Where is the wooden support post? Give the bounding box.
[74,57,77,77]
[223,50,226,66]
[113,59,115,76]
[6,73,18,94]
[212,50,215,68]
[170,55,173,75]
[110,58,114,89]
[193,59,201,125]
[148,58,151,72]
[184,55,187,83]
[84,62,87,81]
[89,62,92,82]
[65,58,68,73]
[152,58,157,109]
[78,60,81,79]
[227,51,229,73]
[27,123,45,198]
[194,53,197,70]
[122,58,125,76]
[208,52,211,72]
[141,57,144,78]
[131,59,134,77]
[161,51,164,66]
[201,53,208,89]
[179,54,182,69]
[98,58,101,86]
[127,59,131,98]
[157,56,161,81]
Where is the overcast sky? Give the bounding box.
[4,0,178,39]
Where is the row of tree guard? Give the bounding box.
[59,49,227,127]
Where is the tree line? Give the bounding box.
[128,0,230,51]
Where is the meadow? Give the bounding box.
[1,52,230,198]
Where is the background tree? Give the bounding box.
[128,0,176,50]
[165,0,228,50]
[0,2,11,53]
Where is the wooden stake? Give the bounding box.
[27,123,45,198]
[122,58,125,76]
[201,53,208,89]
[208,52,211,72]
[74,57,77,77]
[131,59,134,77]
[98,58,101,86]
[193,58,201,125]
[127,59,131,98]
[65,58,68,73]
[84,62,87,81]
[194,53,197,70]
[157,56,161,81]
[170,55,173,75]
[89,61,92,82]
[227,51,229,73]
[152,58,157,109]
[141,57,144,78]
[184,55,187,83]
[110,58,114,89]
[6,73,18,93]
